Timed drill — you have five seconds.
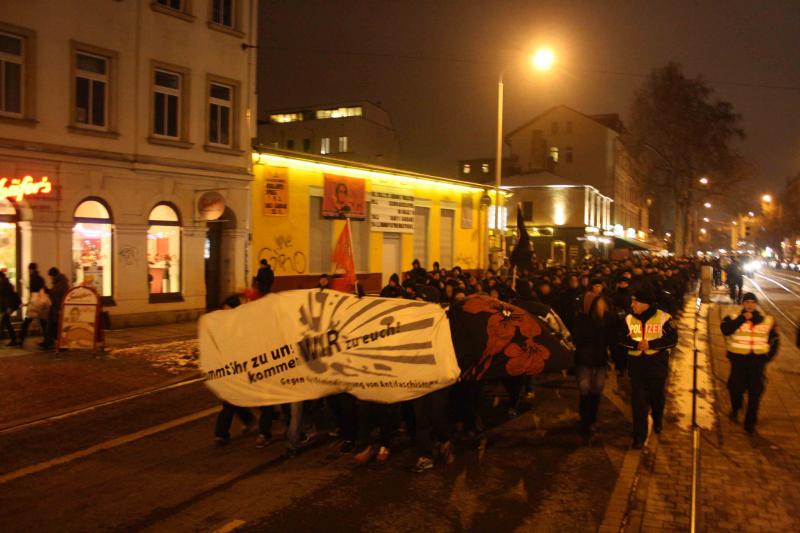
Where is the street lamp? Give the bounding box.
[699,177,709,185]
[762,194,772,203]
[493,47,556,264]
[703,217,709,222]
[703,202,712,208]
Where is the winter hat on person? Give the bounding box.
[741,292,758,303]
[632,289,656,306]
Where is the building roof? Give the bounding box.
[262,100,387,116]
[504,105,625,141]
[253,146,490,191]
[501,171,586,188]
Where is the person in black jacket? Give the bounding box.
[620,290,679,448]
[0,272,20,346]
[573,295,615,442]
[255,259,275,295]
[19,263,47,346]
[379,274,403,298]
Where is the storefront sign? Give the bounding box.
[369,187,415,233]
[57,286,101,351]
[0,176,53,201]
[198,191,226,221]
[199,289,460,406]
[460,193,473,229]
[263,166,288,216]
[322,174,366,219]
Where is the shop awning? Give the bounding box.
[614,236,659,252]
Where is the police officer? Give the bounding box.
[621,289,678,448]
[720,292,778,433]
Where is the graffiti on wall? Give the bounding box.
[258,235,307,274]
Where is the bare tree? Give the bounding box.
[625,63,746,255]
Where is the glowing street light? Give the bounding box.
[762,194,772,203]
[531,48,556,71]
[700,228,707,234]
[703,202,712,208]
[699,177,709,185]
[703,217,710,222]
[748,211,755,217]
[665,232,672,237]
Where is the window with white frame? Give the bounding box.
[338,136,348,153]
[208,82,232,146]
[320,137,330,154]
[74,51,108,128]
[157,0,184,11]
[0,32,23,116]
[153,69,181,138]
[211,0,234,27]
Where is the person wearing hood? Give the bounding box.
[720,292,779,433]
[255,259,275,295]
[408,259,427,285]
[620,289,678,449]
[380,274,403,298]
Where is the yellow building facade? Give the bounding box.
[251,149,490,292]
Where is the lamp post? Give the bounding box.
[492,48,555,267]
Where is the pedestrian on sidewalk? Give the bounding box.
[0,272,21,346]
[19,263,49,346]
[573,295,615,443]
[620,289,678,449]
[40,267,69,349]
[720,292,779,433]
[255,259,274,295]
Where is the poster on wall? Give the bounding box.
[82,265,103,294]
[263,166,289,216]
[461,193,473,229]
[57,285,101,351]
[322,174,366,219]
[369,186,415,233]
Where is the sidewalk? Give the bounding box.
[0,321,200,428]
[628,290,800,532]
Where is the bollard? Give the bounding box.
[700,265,712,303]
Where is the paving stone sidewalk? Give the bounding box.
[627,292,800,532]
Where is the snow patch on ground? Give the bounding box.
[107,339,199,373]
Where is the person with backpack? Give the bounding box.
[19,263,50,347]
[0,271,21,346]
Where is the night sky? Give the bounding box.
[258,0,800,192]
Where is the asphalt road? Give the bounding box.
[0,368,635,532]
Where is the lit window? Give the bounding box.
[550,146,559,163]
[0,32,23,116]
[153,69,181,138]
[565,146,573,163]
[269,141,278,148]
[208,82,232,146]
[74,52,109,128]
[73,199,113,297]
[321,137,330,154]
[211,0,234,28]
[270,113,302,123]
[462,164,471,174]
[481,163,490,173]
[148,203,181,295]
[286,139,295,150]
[315,106,363,119]
[157,0,183,10]
[338,136,348,152]
[551,122,559,134]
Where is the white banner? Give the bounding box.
[369,188,415,233]
[199,289,460,406]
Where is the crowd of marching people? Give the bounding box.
[215,254,696,470]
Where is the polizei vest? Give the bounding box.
[626,310,671,356]
[725,313,774,355]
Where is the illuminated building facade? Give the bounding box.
[1,0,258,326]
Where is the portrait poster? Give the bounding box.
[323,174,366,219]
[57,286,101,351]
[82,265,103,294]
[263,166,289,216]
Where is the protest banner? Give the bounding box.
[199,289,460,406]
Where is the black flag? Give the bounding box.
[509,203,532,270]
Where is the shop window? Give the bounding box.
[148,203,181,297]
[0,200,18,287]
[72,199,113,297]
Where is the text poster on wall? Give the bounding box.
[322,175,366,219]
[263,166,289,216]
[369,186,415,233]
[461,193,473,229]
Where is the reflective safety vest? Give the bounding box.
[626,310,671,356]
[725,313,774,355]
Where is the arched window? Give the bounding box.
[73,198,113,296]
[0,200,19,287]
[147,203,181,295]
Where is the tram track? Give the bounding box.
[748,271,799,329]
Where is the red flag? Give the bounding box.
[329,219,357,292]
